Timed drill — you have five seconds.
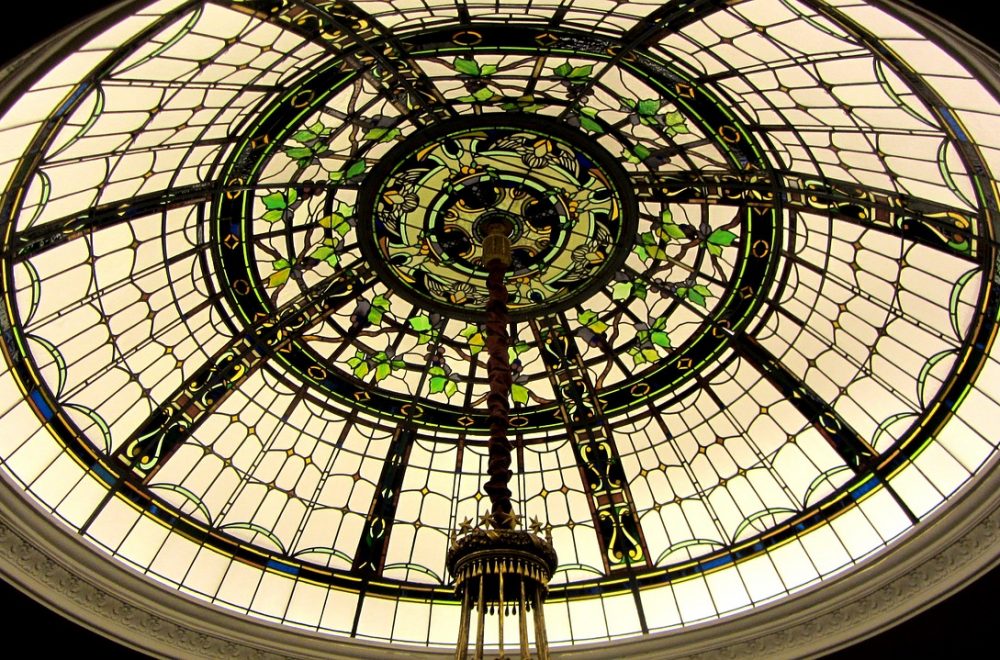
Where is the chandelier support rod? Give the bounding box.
[476,573,486,657]
[483,221,515,529]
[533,589,550,660]
[457,585,471,660]
[519,577,530,660]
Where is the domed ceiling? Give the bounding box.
[0,0,998,653]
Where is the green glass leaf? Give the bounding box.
[660,211,686,241]
[374,362,392,382]
[553,62,572,77]
[320,212,351,236]
[391,360,405,369]
[460,325,479,338]
[638,99,660,116]
[285,146,313,159]
[511,383,529,405]
[267,269,290,288]
[633,281,648,301]
[665,111,690,133]
[444,380,458,399]
[273,258,291,270]
[453,57,481,76]
[409,316,432,332]
[308,121,326,134]
[292,129,317,143]
[262,209,284,223]
[568,64,593,79]
[578,115,603,133]
[471,87,495,101]
[612,282,632,300]
[622,144,653,163]
[661,223,687,241]
[429,375,447,394]
[309,246,335,261]
[587,319,608,334]
[636,235,667,260]
[707,229,738,246]
[345,159,366,178]
[707,243,722,257]
[367,308,384,325]
[325,253,339,267]
[332,159,366,182]
[468,334,484,355]
[364,127,401,142]
[692,284,712,297]
[651,330,671,348]
[478,87,496,101]
[262,192,288,210]
[630,348,647,366]
[372,294,391,311]
[641,348,659,362]
[687,290,706,307]
[619,97,637,109]
[480,64,498,76]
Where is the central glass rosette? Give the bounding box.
[359,116,636,320]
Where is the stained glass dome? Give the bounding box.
[0,0,998,656]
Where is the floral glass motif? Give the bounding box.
[365,121,628,317]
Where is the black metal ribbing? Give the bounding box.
[484,260,514,528]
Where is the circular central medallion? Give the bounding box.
[358,115,637,320]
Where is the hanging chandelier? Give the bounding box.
[447,221,558,659]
